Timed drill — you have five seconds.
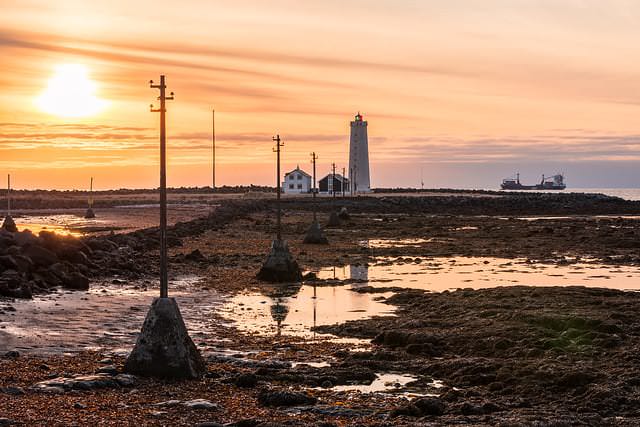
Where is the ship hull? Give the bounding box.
[501,183,566,190]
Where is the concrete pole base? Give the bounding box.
[303,220,329,244]
[125,297,205,379]
[257,239,302,283]
[1,215,17,233]
[326,211,341,227]
[338,207,350,220]
[84,208,96,219]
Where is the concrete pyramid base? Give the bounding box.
[257,239,302,283]
[1,215,17,233]
[326,211,341,227]
[303,220,328,244]
[338,207,350,220]
[84,208,96,219]
[125,297,205,379]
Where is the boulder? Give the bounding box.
[22,244,58,267]
[125,297,206,379]
[64,272,90,291]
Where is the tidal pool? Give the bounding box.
[219,283,395,340]
[310,257,640,291]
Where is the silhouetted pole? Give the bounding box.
[212,109,216,189]
[150,75,174,299]
[311,152,318,221]
[332,163,336,199]
[349,167,353,196]
[342,167,346,197]
[6,174,10,216]
[273,135,283,241]
[89,177,93,208]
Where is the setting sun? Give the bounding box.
[36,64,107,118]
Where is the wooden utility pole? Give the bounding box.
[150,75,174,299]
[212,109,216,189]
[89,177,94,208]
[331,163,336,199]
[273,135,283,241]
[6,174,10,216]
[310,152,318,221]
[342,167,346,197]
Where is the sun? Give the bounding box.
[37,64,107,118]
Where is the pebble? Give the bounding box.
[1,386,25,395]
[0,418,16,426]
[3,350,19,358]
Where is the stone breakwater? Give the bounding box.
[0,200,271,299]
[282,192,640,216]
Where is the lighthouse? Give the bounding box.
[348,112,371,193]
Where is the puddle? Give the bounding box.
[13,214,101,237]
[219,283,395,340]
[319,373,417,393]
[310,257,640,292]
[0,276,227,354]
[359,238,435,249]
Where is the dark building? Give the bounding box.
[318,174,349,194]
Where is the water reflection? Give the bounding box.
[309,257,640,291]
[221,281,394,339]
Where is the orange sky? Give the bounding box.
[1,1,639,189]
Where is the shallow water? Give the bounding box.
[219,283,394,340]
[0,276,226,354]
[311,257,640,291]
[14,214,99,236]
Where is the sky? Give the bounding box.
[0,0,639,189]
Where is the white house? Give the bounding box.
[282,166,312,194]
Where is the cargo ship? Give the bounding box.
[501,173,566,190]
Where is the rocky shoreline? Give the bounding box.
[2,192,640,425]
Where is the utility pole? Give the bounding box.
[342,167,346,197]
[331,163,336,199]
[349,167,353,196]
[150,75,174,299]
[212,109,216,190]
[6,174,10,216]
[89,177,93,208]
[311,152,318,221]
[273,135,283,241]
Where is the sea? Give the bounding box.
[494,188,640,201]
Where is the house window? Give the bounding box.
[297,174,302,180]
[289,184,294,189]
[297,184,302,189]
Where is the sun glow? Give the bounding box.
[37,64,107,118]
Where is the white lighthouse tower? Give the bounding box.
[348,112,371,193]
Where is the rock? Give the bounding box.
[1,386,25,395]
[4,350,19,358]
[124,297,206,379]
[196,423,224,427]
[114,374,136,387]
[256,240,302,283]
[96,365,119,375]
[73,402,87,409]
[22,244,58,267]
[303,221,329,245]
[84,208,95,219]
[32,374,122,392]
[185,249,206,262]
[0,418,16,426]
[183,399,219,410]
[391,397,446,417]
[234,373,259,388]
[64,272,90,290]
[258,389,317,407]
